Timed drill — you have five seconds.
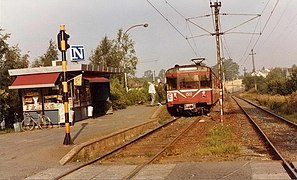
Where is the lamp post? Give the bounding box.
[122,23,148,92]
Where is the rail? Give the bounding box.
[55,117,181,179]
[233,96,297,179]
[124,119,197,179]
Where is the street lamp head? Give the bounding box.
[124,23,149,35]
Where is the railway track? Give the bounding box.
[55,116,200,179]
[233,96,297,179]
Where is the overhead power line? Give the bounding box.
[146,0,186,39]
[251,0,279,50]
[186,20,213,34]
[261,0,292,46]
[240,0,279,68]
[164,0,184,19]
[223,15,261,34]
[146,0,200,57]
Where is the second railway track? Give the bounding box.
[56,116,205,179]
[96,116,199,179]
[233,96,297,178]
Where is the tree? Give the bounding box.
[212,58,240,81]
[31,39,58,67]
[89,29,138,78]
[242,75,266,92]
[89,36,116,67]
[265,68,287,95]
[89,29,143,108]
[114,29,138,77]
[0,30,29,128]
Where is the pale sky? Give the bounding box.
[1,0,297,77]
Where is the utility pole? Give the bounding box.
[249,49,257,91]
[250,49,256,73]
[210,1,224,122]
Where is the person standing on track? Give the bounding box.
[148,81,156,106]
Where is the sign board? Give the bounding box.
[70,45,85,61]
[74,74,82,86]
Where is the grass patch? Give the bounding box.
[197,124,240,156]
[240,92,297,122]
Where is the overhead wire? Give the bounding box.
[186,33,213,40]
[261,0,292,53]
[218,12,233,73]
[186,20,213,35]
[224,32,261,35]
[275,11,297,55]
[222,36,232,60]
[164,0,184,19]
[239,0,272,67]
[217,12,260,70]
[186,22,202,57]
[251,0,279,50]
[145,0,186,40]
[164,0,202,57]
[146,0,200,57]
[148,0,280,72]
[186,14,212,21]
[223,15,261,34]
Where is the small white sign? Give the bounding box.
[70,45,85,61]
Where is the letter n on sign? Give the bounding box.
[70,45,85,61]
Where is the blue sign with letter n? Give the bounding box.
[70,45,85,61]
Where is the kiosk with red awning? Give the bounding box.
[8,63,123,125]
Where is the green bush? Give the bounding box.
[110,78,128,110]
[126,88,148,105]
[110,78,150,109]
[285,92,297,114]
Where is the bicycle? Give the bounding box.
[21,112,53,131]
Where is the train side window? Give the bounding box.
[166,77,177,90]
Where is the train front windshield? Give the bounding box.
[166,73,211,90]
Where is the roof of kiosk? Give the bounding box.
[8,64,124,76]
[8,64,122,89]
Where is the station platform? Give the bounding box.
[0,104,159,179]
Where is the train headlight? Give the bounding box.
[167,93,173,102]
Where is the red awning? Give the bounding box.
[83,75,110,83]
[9,73,60,89]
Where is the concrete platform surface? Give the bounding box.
[26,161,290,180]
[0,105,159,180]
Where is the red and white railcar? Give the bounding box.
[165,63,220,116]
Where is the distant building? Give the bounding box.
[251,68,270,78]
